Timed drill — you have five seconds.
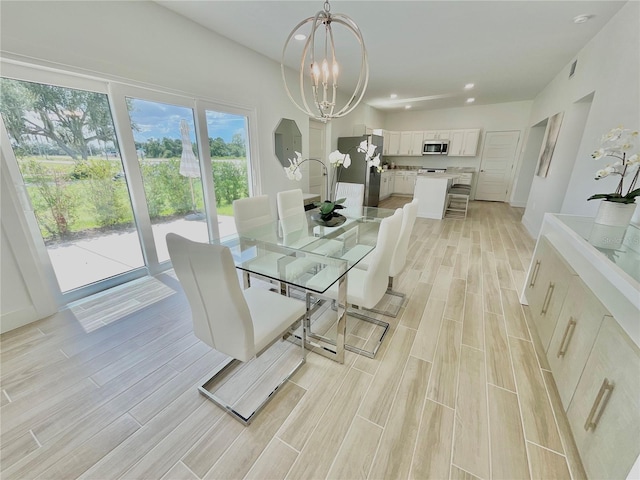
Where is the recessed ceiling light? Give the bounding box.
[573,14,592,24]
[464,83,475,90]
[294,34,306,41]
[390,93,398,99]
[405,105,412,109]
[466,98,475,103]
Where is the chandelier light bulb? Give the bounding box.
[281,0,369,121]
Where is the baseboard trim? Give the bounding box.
[1,306,39,334]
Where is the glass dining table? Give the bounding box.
[214,206,396,363]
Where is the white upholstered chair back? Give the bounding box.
[277,189,310,242]
[361,208,403,308]
[166,233,255,362]
[233,195,273,235]
[335,182,365,207]
[390,199,419,277]
[277,189,304,219]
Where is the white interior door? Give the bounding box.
[475,131,520,202]
[309,120,326,199]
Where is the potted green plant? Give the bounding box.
[588,126,640,226]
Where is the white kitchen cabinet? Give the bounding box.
[380,170,394,200]
[410,131,424,156]
[398,131,424,156]
[387,131,401,155]
[399,131,412,155]
[423,130,450,140]
[393,171,417,195]
[448,129,481,156]
[382,130,391,156]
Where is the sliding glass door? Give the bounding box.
[125,98,208,263]
[204,107,251,237]
[1,69,256,302]
[0,77,145,293]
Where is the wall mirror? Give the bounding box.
[274,118,302,167]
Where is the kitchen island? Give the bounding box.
[413,173,460,219]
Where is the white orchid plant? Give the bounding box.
[283,138,381,216]
[588,126,640,204]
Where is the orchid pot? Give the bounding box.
[588,126,640,227]
[594,200,637,227]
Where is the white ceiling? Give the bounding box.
[157,1,626,112]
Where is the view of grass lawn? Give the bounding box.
[20,155,247,241]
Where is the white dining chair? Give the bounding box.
[335,182,365,207]
[277,189,343,256]
[306,208,403,357]
[166,233,306,425]
[233,195,274,236]
[233,195,282,288]
[360,198,419,317]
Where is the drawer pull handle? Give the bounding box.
[584,378,614,432]
[541,283,555,315]
[557,318,577,358]
[529,260,541,287]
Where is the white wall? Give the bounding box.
[511,122,546,207]
[0,0,315,207]
[521,1,640,236]
[382,100,532,170]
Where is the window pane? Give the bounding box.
[127,98,208,262]
[0,78,145,292]
[206,109,250,236]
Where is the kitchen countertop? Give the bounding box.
[302,193,321,205]
[416,173,460,179]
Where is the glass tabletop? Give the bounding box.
[554,215,640,283]
[215,206,396,293]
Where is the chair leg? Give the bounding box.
[344,307,390,358]
[198,317,305,426]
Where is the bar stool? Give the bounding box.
[445,185,470,219]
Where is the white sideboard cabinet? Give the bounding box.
[522,214,640,480]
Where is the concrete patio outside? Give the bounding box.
[47,215,237,292]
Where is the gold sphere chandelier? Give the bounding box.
[281,0,369,121]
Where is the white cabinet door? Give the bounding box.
[393,172,404,193]
[382,130,390,155]
[410,131,424,156]
[448,129,481,156]
[449,131,465,156]
[380,173,391,199]
[388,131,401,155]
[462,129,480,156]
[395,173,416,194]
[567,316,640,480]
[399,131,412,155]
[424,130,450,140]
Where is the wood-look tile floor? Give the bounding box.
[0,199,584,480]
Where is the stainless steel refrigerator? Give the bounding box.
[336,134,383,207]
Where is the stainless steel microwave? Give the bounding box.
[422,140,449,155]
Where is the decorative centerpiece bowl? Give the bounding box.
[311,199,347,226]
